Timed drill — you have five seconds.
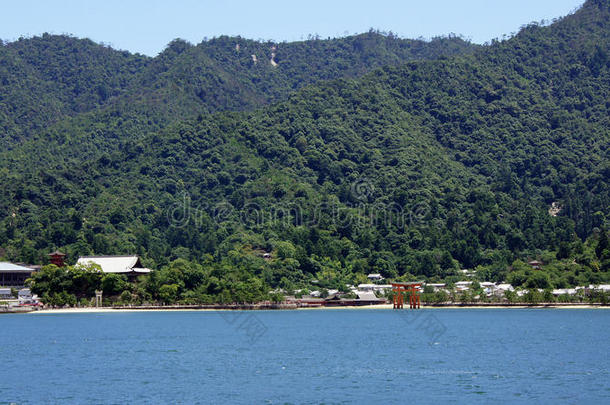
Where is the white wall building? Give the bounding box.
[455,281,472,291]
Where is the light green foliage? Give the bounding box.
[274,241,296,260]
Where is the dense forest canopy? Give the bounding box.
[1,0,609,303]
[0,30,476,146]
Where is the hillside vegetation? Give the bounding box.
[0,31,475,146]
[2,1,610,303]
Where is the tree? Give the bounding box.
[524,289,543,304]
[525,272,551,289]
[28,265,72,298]
[119,290,133,304]
[543,288,555,303]
[101,274,129,296]
[504,289,517,303]
[557,242,571,260]
[275,241,296,260]
[596,229,609,259]
[69,264,102,298]
[159,284,179,304]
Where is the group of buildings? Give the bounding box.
[0,253,152,286]
[2,254,609,306]
[289,270,610,306]
[0,253,153,304]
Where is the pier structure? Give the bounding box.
[391,282,422,309]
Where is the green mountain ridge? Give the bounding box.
[2,0,610,301]
[0,31,476,147]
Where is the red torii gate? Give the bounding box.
[391,282,422,309]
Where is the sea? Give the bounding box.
[1,308,608,404]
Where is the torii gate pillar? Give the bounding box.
[392,282,421,309]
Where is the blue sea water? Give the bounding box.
[0,308,609,404]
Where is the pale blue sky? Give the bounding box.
[1,0,585,56]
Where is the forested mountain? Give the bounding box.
[1,0,609,302]
[0,31,475,146]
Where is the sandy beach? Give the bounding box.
[29,307,220,314]
[27,303,609,314]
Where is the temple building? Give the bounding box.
[0,262,37,287]
[48,251,66,267]
[76,255,152,281]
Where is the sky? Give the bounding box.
[1,0,586,57]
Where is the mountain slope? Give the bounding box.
[1,0,609,293]
[0,32,476,147]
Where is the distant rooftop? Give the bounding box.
[391,281,424,286]
[76,256,152,274]
[356,291,382,301]
[48,250,66,256]
[0,262,35,272]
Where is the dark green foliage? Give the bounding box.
[2,1,610,302]
[28,263,102,304]
[0,31,476,147]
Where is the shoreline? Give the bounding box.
[26,302,610,314]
